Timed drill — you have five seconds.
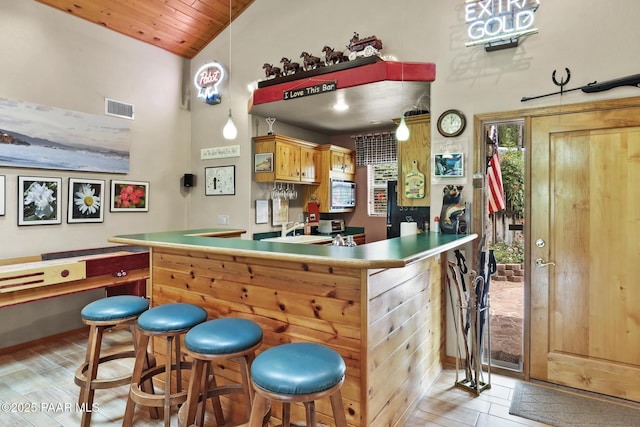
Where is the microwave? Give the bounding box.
[330,178,356,211]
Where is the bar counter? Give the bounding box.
[109,228,476,427]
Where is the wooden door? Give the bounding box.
[530,106,640,402]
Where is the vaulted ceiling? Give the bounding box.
[35,0,254,59]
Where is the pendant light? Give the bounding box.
[396,115,410,141]
[223,0,237,140]
[395,0,410,142]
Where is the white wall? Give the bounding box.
[0,1,191,259]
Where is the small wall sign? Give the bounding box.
[283,81,337,100]
[201,145,240,160]
[194,62,225,105]
[465,0,540,49]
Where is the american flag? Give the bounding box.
[487,125,505,214]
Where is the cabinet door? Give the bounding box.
[275,141,301,181]
[301,147,321,183]
[343,151,355,174]
[330,151,345,172]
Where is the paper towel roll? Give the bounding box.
[400,222,418,236]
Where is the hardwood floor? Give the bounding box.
[0,327,549,426]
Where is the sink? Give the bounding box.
[260,235,333,244]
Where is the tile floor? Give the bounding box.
[0,327,549,426]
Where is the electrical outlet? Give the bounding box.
[217,215,229,225]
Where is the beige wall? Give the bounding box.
[190,0,640,239]
[2,0,640,346]
[4,0,639,254]
[0,1,191,259]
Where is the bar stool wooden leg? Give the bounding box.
[330,389,348,426]
[124,334,155,427]
[249,394,271,427]
[79,324,103,426]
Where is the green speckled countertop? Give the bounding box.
[109,228,477,269]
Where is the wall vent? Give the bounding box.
[105,98,134,119]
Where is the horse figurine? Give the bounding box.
[262,63,282,79]
[321,46,348,65]
[300,52,324,71]
[280,57,301,75]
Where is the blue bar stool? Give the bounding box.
[74,295,151,427]
[178,318,263,427]
[248,342,348,427]
[123,302,208,427]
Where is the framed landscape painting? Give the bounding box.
[110,180,149,212]
[68,178,105,223]
[18,176,62,225]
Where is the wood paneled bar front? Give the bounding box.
[109,228,475,427]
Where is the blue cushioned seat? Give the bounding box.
[137,303,208,333]
[251,342,346,396]
[81,295,149,322]
[185,318,263,355]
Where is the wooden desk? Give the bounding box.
[0,250,149,308]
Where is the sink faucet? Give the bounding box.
[281,222,303,237]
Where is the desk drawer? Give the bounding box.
[85,252,149,277]
[0,260,86,293]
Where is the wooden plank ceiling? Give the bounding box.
[35,0,254,59]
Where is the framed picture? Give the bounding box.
[18,176,62,226]
[255,153,273,172]
[256,199,269,224]
[110,180,149,212]
[272,198,289,226]
[205,165,235,196]
[68,178,105,223]
[0,175,5,216]
[434,153,464,177]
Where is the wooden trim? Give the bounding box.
[0,326,88,354]
[472,95,640,381]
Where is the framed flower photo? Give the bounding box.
[18,176,62,226]
[68,178,105,223]
[110,180,149,212]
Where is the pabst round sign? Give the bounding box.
[194,62,226,105]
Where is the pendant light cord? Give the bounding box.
[228,0,232,100]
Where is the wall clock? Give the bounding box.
[205,165,235,195]
[437,109,466,137]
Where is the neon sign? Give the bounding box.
[194,62,225,105]
[465,0,540,48]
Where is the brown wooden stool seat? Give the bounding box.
[74,295,151,427]
[248,343,348,427]
[123,303,208,427]
[177,318,263,427]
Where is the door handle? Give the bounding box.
[535,258,556,267]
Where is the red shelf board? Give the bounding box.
[250,61,436,107]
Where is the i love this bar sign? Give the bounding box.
[283,81,336,100]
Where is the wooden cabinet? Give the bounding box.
[396,114,431,207]
[254,135,320,184]
[303,145,355,213]
[330,148,355,174]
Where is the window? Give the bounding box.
[367,163,398,216]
